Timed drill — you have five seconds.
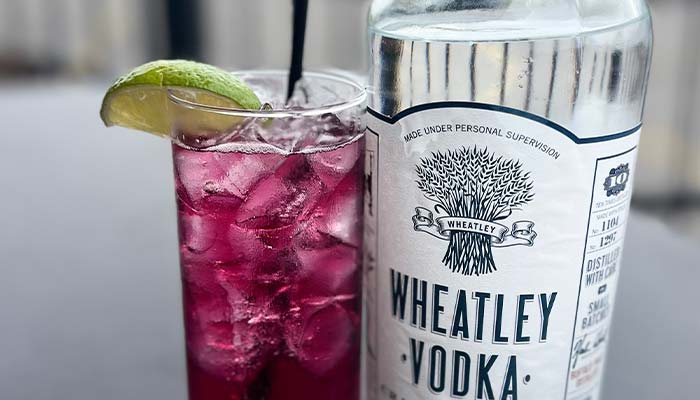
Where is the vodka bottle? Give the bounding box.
[364,1,652,399]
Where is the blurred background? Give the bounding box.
[0,0,698,239]
[0,2,698,400]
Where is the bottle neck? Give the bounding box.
[370,0,649,34]
[377,0,570,12]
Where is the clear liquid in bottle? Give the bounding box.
[364,1,652,399]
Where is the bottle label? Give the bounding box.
[363,102,640,400]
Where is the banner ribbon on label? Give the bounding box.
[412,207,537,247]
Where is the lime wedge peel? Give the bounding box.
[100,60,262,137]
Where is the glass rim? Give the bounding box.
[167,70,367,118]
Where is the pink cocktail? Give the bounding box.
[169,72,366,400]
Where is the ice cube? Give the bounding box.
[234,155,326,230]
[224,223,276,263]
[284,302,354,376]
[307,163,363,248]
[222,151,284,196]
[178,212,242,265]
[293,245,360,300]
[174,147,284,213]
[307,138,362,190]
[178,211,218,254]
[182,263,231,325]
[287,79,341,110]
[216,267,278,322]
[249,117,314,153]
[174,149,244,213]
[186,317,278,386]
[184,265,282,384]
[213,250,297,314]
[173,149,217,193]
[293,224,343,250]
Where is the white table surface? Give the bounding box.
[0,83,698,400]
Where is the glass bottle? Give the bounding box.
[364,1,652,399]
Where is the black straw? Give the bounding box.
[287,0,308,101]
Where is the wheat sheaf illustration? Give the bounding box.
[415,146,534,276]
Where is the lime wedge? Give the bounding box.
[100,60,261,137]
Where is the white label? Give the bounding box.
[363,103,640,400]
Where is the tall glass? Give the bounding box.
[168,71,366,400]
